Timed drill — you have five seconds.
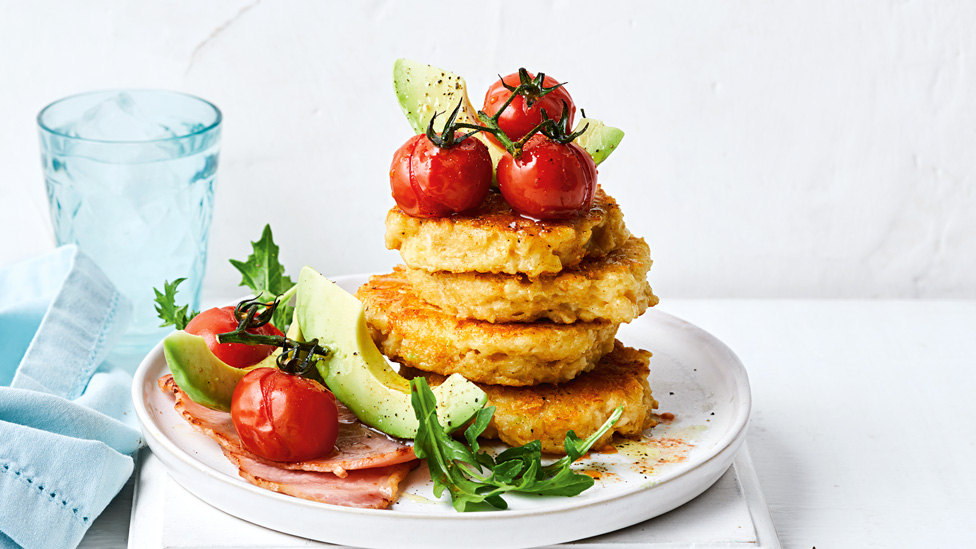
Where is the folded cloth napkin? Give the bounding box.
[0,246,142,549]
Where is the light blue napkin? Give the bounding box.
[0,246,143,549]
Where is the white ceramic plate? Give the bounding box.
[132,274,751,549]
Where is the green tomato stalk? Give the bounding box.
[439,68,588,159]
[425,101,478,148]
[216,296,331,377]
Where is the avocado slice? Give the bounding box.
[393,58,481,134]
[393,58,507,167]
[295,266,487,439]
[393,58,622,166]
[572,118,624,166]
[162,331,263,412]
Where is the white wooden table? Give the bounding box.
[79,299,976,548]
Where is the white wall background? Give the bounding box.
[1,0,974,299]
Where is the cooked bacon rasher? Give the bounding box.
[158,375,418,509]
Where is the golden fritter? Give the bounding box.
[401,342,658,454]
[356,270,619,386]
[406,236,659,324]
[385,187,630,277]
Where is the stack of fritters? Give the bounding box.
[356,187,661,454]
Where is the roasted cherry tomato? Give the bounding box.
[496,135,597,220]
[184,306,283,368]
[231,368,339,462]
[482,71,576,147]
[389,133,492,217]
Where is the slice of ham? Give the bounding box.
[158,375,416,478]
[158,374,419,508]
[224,449,417,509]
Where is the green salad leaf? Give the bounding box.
[228,224,296,330]
[153,278,198,330]
[410,377,622,512]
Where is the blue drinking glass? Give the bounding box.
[38,90,221,353]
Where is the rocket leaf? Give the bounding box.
[153,278,198,330]
[410,377,622,512]
[228,224,296,330]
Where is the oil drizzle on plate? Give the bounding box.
[610,417,706,478]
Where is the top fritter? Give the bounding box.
[385,186,630,277]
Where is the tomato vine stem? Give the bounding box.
[426,101,479,147]
[463,69,585,158]
[216,297,330,376]
[425,68,590,159]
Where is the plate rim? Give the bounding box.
[131,272,752,524]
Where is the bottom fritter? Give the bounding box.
[400,341,659,454]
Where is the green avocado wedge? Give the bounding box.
[295,266,487,439]
[162,331,263,412]
[572,118,625,166]
[393,58,481,135]
[393,58,623,166]
[393,58,507,168]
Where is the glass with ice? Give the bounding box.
[38,90,221,352]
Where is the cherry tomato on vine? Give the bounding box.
[496,135,597,220]
[482,71,576,147]
[389,133,492,217]
[184,306,283,368]
[231,368,339,462]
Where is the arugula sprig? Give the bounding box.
[153,278,198,330]
[410,377,623,512]
[229,224,296,330]
[153,224,296,331]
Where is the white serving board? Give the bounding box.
[128,444,778,548]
